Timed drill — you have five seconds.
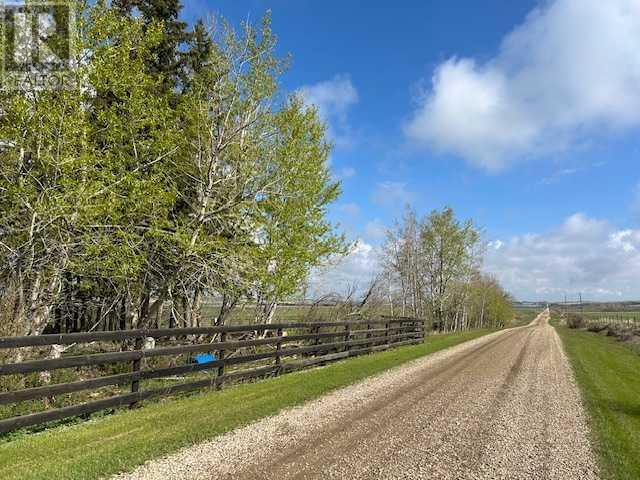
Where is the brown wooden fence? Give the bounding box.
[0,317,424,434]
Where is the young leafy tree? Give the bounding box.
[172,15,346,326]
[78,4,181,329]
[0,78,88,336]
[252,97,347,324]
[160,14,283,327]
[420,207,479,329]
[382,207,422,317]
[0,0,94,337]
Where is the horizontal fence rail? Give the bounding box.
[579,313,640,330]
[0,317,425,434]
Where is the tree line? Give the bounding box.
[0,0,346,337]
[374,207,512,331]
[0,1,512,339]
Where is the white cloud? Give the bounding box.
[541,167,579,185]
[405,0,640,171]
[299,74,358,147]
[488,240,504,250]
[485,213,640,300]
[365,218,388,240]
[338,202,360,217]
[308,240,381,297]
[335,166,356,180]
[371,181,416,207]
[310,212,640,302]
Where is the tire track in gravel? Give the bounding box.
[116,310,599,480]
[246,328,535,480]
[239,327,525,478]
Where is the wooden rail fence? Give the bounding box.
[583,316,640,330]
[0,317,424,434]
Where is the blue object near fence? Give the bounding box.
[194,353,217,364]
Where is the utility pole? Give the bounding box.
[579,292,583,313]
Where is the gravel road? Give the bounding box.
[116,310,599,480]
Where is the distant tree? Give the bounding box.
[420,207,479,329]
[383,207,422,316]
[467,271,513,329]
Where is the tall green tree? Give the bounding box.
[252,97,346,324]
[0,2,346,336]
[420,207,479,329]
[0,2,179,335]
[112,0,190,91]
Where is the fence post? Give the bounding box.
[344,323,351,353]
[311,325,322,357]
[129,336,144,409]
[216,331,227,390]
[275,327,283,374]
[385,321,391,347]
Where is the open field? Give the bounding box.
[512,307,540,326]
[0,329,492,480]
[580,311,640,319]
[554,319,640,480]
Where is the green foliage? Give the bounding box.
[466,272,514,329]
[0,2,345,333]
[556,324,640,480]
[253,96,346,303]
[420,207,479,296]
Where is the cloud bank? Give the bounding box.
[485,213,640,300]
[405,0,640,171]
[310,213,640,302]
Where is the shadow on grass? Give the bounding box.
[604,399,640,419]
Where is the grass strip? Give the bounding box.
[555,325,640,480]
[0,329,492,480]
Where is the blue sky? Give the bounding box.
[186,0,640,301]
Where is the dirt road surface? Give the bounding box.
[116,310,599,480]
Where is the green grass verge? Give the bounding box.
[555,325,640,480]
[0,329,492,480]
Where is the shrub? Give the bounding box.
[587,324,608,333]
[566,313,585,329]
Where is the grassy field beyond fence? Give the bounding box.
[0,328,493,480]
[512,307,539,326]
[555,322,640,480]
